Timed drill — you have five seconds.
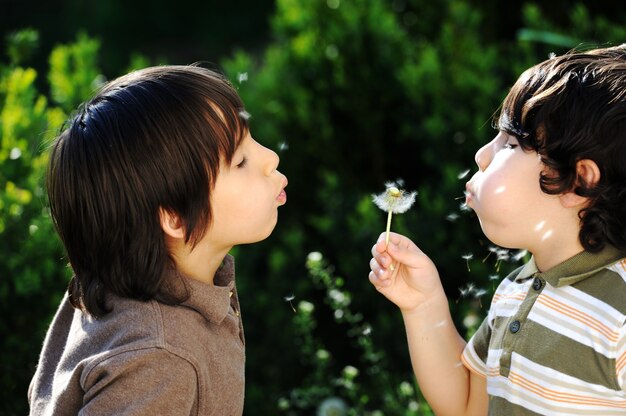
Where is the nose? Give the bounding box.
[474,141,493,172]
[263,145,280,176]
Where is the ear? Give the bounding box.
[159,207,186,239]
[559,159,601,208]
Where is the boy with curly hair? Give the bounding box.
[369,45,626,415]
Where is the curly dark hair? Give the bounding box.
[47,66,248,316]
[497,45,626,252]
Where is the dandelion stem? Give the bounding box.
[385,210,393,246]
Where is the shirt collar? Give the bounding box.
[514,245,626,287]
[169,254,236,325]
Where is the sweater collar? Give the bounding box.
[514,245,626,287]
[173,254,236,325]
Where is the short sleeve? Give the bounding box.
[461,318,490,378]
[80,348,198,416]
[617,321,626,392]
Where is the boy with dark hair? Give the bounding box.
[29,65,288,415]
[369,45,626,415]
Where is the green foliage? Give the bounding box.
[48,32,102,112]
[279,252,431,415]
[0,31,99,416]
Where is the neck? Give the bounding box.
[168,239,232,284]
[531,234,584,273]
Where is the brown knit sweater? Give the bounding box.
[28,255,245,415]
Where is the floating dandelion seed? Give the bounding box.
[237,72,248,83]
[446,212,460,222]
[457,169,471,179]
[284,294,296,313]
[482,245,500,262]
[461,253,473,272]
[512,249,528,262]
[278,141,289,152]
[238,110,252,120]
[372,182,417,245]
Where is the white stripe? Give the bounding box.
[487,354,626,414]
[529,305,615,356]
[553,285,625,327]
[608,261,626,283]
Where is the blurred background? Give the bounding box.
[1,0,625,415]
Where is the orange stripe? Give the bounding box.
[461,354,486,378]
[537,295,619,342]
[493,292,527,303]
[619,259,626,273]
[509,371,626,408]
[617,352,626,374]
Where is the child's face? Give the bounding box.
[465,131,563,251]
[205,131,287,248]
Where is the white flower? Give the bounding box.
[317,397,348,416]
[307,251,323,263]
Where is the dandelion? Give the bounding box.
[372,182,417,245]
[461,253,473,272]
[284,294,296,313]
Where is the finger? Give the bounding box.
[368,270,391,288]
[369,257,383,275]
[384,240,424,269]
[371,245,393,268]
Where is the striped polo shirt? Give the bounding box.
[462,245,626,415]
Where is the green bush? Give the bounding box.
[0,34,70,416]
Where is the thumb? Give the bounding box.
[383,240,422,269]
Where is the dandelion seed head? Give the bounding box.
[461,253,474,261]
[372,183,417,214]
[488,274,500,281]
[278,141,289,152]
[284,294,295,302]
[459,202,471,212]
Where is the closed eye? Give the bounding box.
[235,156,247,168]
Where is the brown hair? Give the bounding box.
[497,45,626,252]
[47,65,248,316]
